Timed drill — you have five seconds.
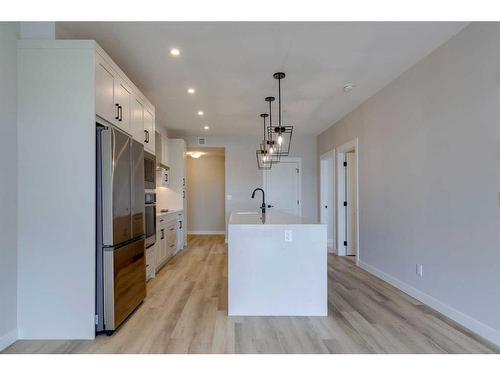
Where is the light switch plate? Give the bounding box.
[226,195,232,201]
[285,230,292,242]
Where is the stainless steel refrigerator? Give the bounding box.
[96,123,146,334]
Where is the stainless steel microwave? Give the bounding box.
[144,151,156,190]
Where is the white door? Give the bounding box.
[320,153,334,249]
[263,159,301,216]
[346,151,357,256]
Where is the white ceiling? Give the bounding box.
[57,22,466,136]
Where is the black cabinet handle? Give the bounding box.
[118,105,122,122]
[160,229,164,239]
[144,130,149,143]
[179,220,182,229]
[115,103,119,120]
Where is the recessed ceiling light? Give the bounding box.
[343,83,355,93]
[187,88,195,94]
[187,151,204,159]
[197,111,204,116]
[204,125,210,130]
[170,48,180,56]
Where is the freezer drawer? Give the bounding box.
[104,239,146,331]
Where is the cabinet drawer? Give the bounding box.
[166,219,177,231]
[166,236,177,257]
[166,230,176,246]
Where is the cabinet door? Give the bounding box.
[161,135,169,166]
[114,79,132,134]
[144,108,155,154]
[130,96,144,143]
[95,55,117,125]
[177,213,184,251]
[155,229,161,269]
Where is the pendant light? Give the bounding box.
[268,72,293,157]
[256,113,273,170]
[264,96,280,163]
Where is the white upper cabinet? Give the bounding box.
[113,78,132,134]
[161,135,170,166]
[143,107,155,154]
[95,54,116,125]
[167,139,186,196]
[95,46,155,150]
[130,96,144,144]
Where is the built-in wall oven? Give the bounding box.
[144,151,156,190]
[145,192,156,248]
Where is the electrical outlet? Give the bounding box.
[226,194,232,201]
[416,264,423,277]
[284,230,292,242]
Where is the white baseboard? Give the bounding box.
[358,261,500,347]
[0,328,18,352]
[188,230,225,235]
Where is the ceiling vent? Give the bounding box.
[197,137,207,146]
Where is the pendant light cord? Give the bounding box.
[263,115,266,141]
[278,77,281,130]
[268,100,272,140]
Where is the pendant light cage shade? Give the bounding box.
[256,112,274,169]
[268,125,293,157]
[256,149,273,170]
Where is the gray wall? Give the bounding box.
[317,23,500,344]
[187,155,226,232]
[173,134,318,229]
[0,22,18,347]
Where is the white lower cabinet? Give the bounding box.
[145,244,156,281]
[155,214,177,272]
[176,212,184,252]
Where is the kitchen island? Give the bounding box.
[228,211,327,316]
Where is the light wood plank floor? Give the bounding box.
[3,235,498,354]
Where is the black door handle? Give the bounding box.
[115,103,119,120]
[267,204,274,208]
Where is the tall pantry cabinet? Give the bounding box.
[168,139,188,248]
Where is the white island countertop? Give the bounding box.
[229,210,318,226]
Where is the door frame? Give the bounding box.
[320,149,335,253]
[336,138,359,264]
[263,157,302,217]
